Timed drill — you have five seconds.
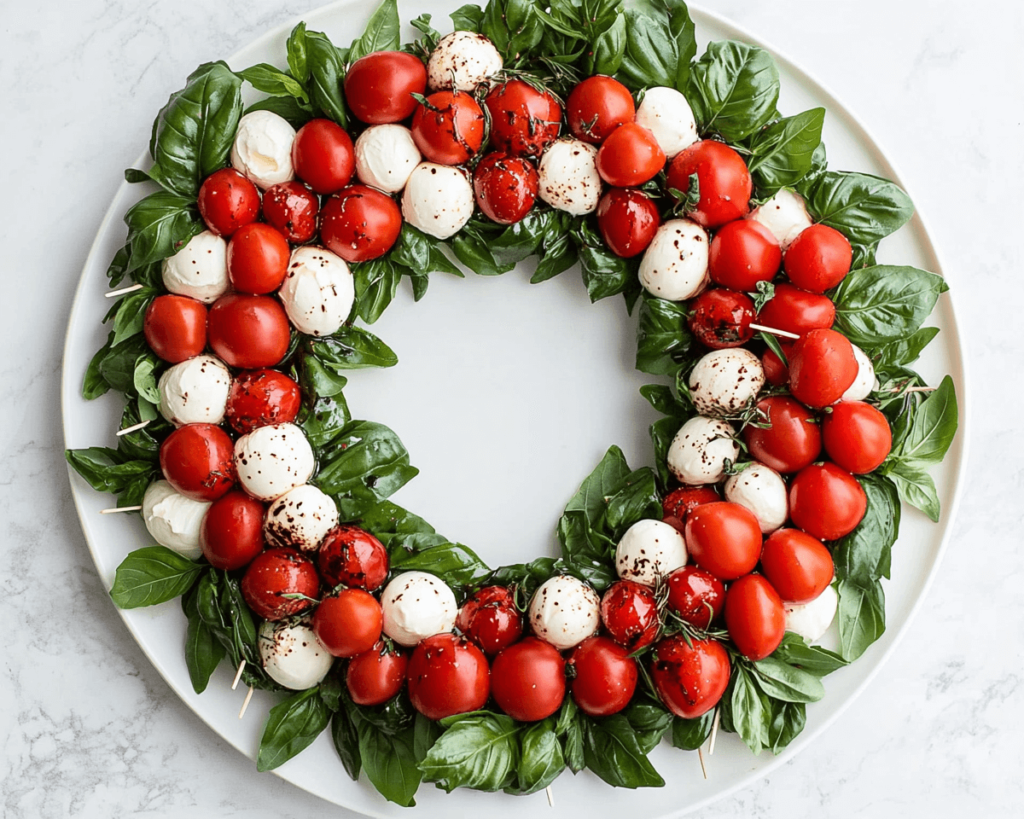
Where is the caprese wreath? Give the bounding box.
[66,0,959,806]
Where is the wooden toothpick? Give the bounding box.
[698,746,708,780]
[545,786,554,807]
[231,660,246,691]
[105,283,144,298]
[708,709,721,756]
[100,506,142,514]
[750,323,800,340]
[238,686,255,719]
[116,419,151,437]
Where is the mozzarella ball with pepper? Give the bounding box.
[355,124,421,193]
[638,218,710,301]
[667,416,740,485]
[141,479,210,560]
[784,584,839,643]
[233,422,315,502]
[263,484,340,553]
[258,617,334,690]
[635,86,698,158]
[427,31,503,92]
[615,519,687,586]
[401,162,475,239]
[230,110,296,189]
[381,571,458,647]
[157,354,231,427]
[161,230,229,304]
[278,246,353,337]
[748,188,812,249]
[528,575,600,651]
[537,138,602,215]
[842,344,880,402]
[688,348,765,417]
[724,463,788,533]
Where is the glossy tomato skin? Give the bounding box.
[665,565,726,630]
[224,369,302,434]
[207,294,291,369]
[600,581,660,652]
[566,76,635,144]
[227,222,291,294]
[411,91,485,165]
[455,586,523,656]
[760,529,834,604]
[822,401,893,474]
[407,634,490,720]
[262,181,319,243]
[688,289,756,349]
[651,635,730,719]
[595,122,665,187]
[317,525,389,591]
[144,295,207,363]
[484,80,562,157]
[344,51,427,124]
[568,635,637,717]
[761,344,792,387]
[159,423,236,501]
[291,119,355,195]
[313,589,384,658]
[684,502,763,581]
[708,219,781,291]
[784,224,853,293]
[240,547,319,621]
[789,463,867,541]
[490,637,566,722]
[596,188,660,258]
[756,283,835,337]
[197,168,260,236]
[319,185,402,262]
[199,490,266,570]
[347,642,408,705]
[744,396,822,473]
[788,328,859,408]
[472,153,538,225]
[666,140,751,228]
[725,574,786,661]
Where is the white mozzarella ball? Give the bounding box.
[427,31,503,92]
[278,246,353,337]
[537,138,602,215]
[230,110,296,189]
[638,218,710,301]
[784,585,839,643]
[401,163,475,239]
[635,86,698,158]
[141,480,210,560]
[724,463,788,533]
[381,572,458,647]
[842,344,880,402]
[688,348,766,417]
[234,423,315,502]
[355,124,421,193]
[161,230,228,304]
[258,617,334,690]
[157,355,231,427]
[667,416,740,485]
[528,575,600,651]
[748,188,812,249]
[615,519,688,586]
[263,484,340,554]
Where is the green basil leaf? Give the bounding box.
[623,698,674,754]
[589,15,626,76]
[452,224,516,277]
[887,461,941,522]
[563,445,632,524]
[244,95,315,129]
[65,447,156,495]
[688,41,779,141]
[889,375,958,467]
[772,632,848,677]
[331,705,362,780]
[353,257,402,324]
[603,467,662,540]
[306,30,348,126]
[618,8,677,90]
[357,717,422,806]
[804,171,914,246]
[314,327,399,370]
[414,711,442,762]
[639,384,687,419]
[238,63,308,100]
[451,3,485,31]
[650,416,680,491]
[750,656,825,703]
[287,21,310,84]
[870,326,939,377]
[574,219,638,302]
[124,168,151,184]
[301,393,352,450]
[766,699,806,754]
[355,500,438,544]
[299,350,348,398]
[505,718,564,795]
[669,1,697,89]
[349,0,401,62]
[318,673,343,712]
[419,712,520,793]
[109,546,203,609]
[748,108,825,195]
[391,223,459,277]
[836,579,886,662]
[110,289,156,348]
[133,354,160,403]
[832,265,948,347]
[184,589,225,694]
[257,687,332,772]
[832,473,900,584]
[582,714,665,788]
[388,539,488,586]
[670,711,714,751]
[83,334,114,400]
[123,191,204,274]
[635,292,696,376]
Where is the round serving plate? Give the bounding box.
[61,1,969,816]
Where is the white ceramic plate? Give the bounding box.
[61,1,969,816]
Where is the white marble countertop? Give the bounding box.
[2,0,1021,816]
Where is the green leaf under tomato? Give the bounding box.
[257,687,331,772]
[109,546,203,609]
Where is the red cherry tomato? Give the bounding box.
[347,642,408,705]
[456,586,523,656]
[708,219,781,291]
[595,123,665,187]
[144,295,207,363]
[240,547,319,621]
[569,635,637,717]
[651,636,730,719]
[760,529,835,604]
[197,168,261,236]
[789,463,867,541]
[313,589,384,658]
[344,51,427,125]
[472,153,538,225]
[666,140,751,228]
[662,486,720,524]
[595,188,660,258]
[762,343,792,387]
[411,91,485,165]
[665,565,726,630]
[490,637,566,722]
[317,525,389,591]
[207,294,291,369]
[688,288,756,349]
[756,283,835,338]
[788,328,859,408]
[407,634,490,720]
[227,223,291,295]
[725,574,786,661]
[291,119,355,195]
[822,401,893,474]
[565,76,635,144]
[484,80,562,158]
[743,396,822,474]
[684,502,763,581]
[159,423,235,501]
[319,184,402,262]
[262,181,319,244]
[784,224,853,293]
[199,490,265,570]
[224,369,302,435]
[600,580,659,652]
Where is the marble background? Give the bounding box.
[2,0,1021,816]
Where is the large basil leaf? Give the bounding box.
[390,224,463,279]
[238,64,308,101]
[482,0,544,62]
[574,221,639,303]
[65,446,156,495]
[832,473,900,585]
[748,108,825,195]
[388,538,488,586]
[617,1,695,91]
[888,375,958,467]
[722,664,766,754]
[123,191,204,274]
[871,326,940,377]
[635,292,696,376]
[623,698,674,754]
[313,327,399,370]
[505,719,564,795]
[110,288,157,347]
[886,462,939,521]
[419,712,520,792]
[451,3,485,31]
[183,587,225,694]
[348,0,401,62]
[670,711,714,751]
[688,41,779,141]
[804,171,914,246]
[356,500,439,545]
[588,14,626,76]
[257,687,332,772]
[300,393,351,450]
[749,656,825,703]
[582,714,665,788]
[305,30,348,126]
[331,707,362,780]
[772,633,848,677]
[287,21,310,84]
[353,257,402,323]
[832,265,948,347]
[356,715,422,806]
[836,579,886,661]
[109,547,203,609]
[766,699,806,754]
